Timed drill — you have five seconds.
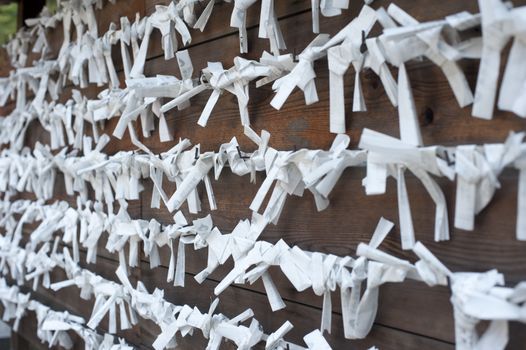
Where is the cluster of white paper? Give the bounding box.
[2,127,526,245]
[356,240,526,350]
[1,0,524,154]
[267,1,526,135]
[0,195,397,339]
[2,189,526,350]
[229,0,377,54]
[0,211,334,349]
[2,110,526,348]
[1,0,526,348]
[0,278,132,349]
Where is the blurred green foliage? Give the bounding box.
[0,3,18,45]
[46,0,57,13]
[0,0,57,46]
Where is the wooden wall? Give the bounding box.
[3,0,526,349]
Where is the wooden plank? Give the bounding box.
[25,0,145,69]
[8,0,526,349]
[8,249,146,349]
[137,261,454,350]
[127,6,526,344]
[12,170,526,345]
[143,0,310,62]
[9,249,450,350]
[19,0,311,76]
[140,7,526,153]
[16,212,455,347]
[18,70,138,155]
[142,167,526,281]
[16,211,140,271]
[137,168,526,344]
[7,308,50,350]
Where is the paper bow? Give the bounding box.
[311,0,350,34]
[473,0,526,119]
[198,58,272,127]
[383,4,479,109]
[359,128,452,248]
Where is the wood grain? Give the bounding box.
[8,0,526,349]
